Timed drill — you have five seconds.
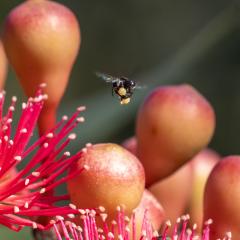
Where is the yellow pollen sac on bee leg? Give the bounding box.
[120,98,130,105]
[118,87,127,96]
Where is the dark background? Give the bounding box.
[1,0,240,238]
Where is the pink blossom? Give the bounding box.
[54,210,225,240]
[0,86,85,232]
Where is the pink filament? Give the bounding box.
[0,87,86,231]
[54,211,211,240]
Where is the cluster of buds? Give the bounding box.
[0,0,238,240]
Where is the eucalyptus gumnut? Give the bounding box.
[67,143,145,223]
[136,84,215,186]
[204,156,240,239]
[2,0,80,134]
[123,136,193,228]
[189,149,219,231]
[122,136,137,155]
[0,40,7,90]
[149,162,193,226]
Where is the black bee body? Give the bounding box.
[112,77,136,102]
[96,72,138,105]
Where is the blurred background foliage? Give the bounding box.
[1,0,240,238]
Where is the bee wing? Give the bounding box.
[96,72,119,83]
[134,83,147,90]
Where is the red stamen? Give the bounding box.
[0,87,86,232]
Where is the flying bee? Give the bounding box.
[96,72,142,105]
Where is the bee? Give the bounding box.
[96,72,141,105]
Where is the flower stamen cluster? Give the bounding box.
[52,209,229,240]
[0,86,86,231]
